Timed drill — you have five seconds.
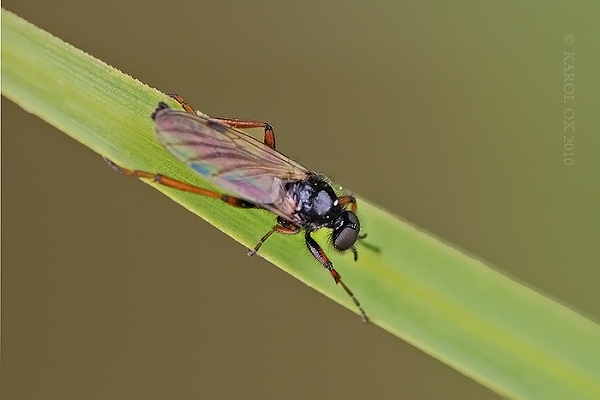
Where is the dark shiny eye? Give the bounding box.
[332,211,360,251]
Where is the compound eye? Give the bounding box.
[332,212,360,251]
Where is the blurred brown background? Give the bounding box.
[3,2,599,399]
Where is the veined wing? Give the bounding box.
[154,107,310,205]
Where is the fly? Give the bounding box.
[105,94,371,322]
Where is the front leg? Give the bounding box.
[304,232,369,322]
[337,195,357,213]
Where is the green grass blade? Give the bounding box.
[3,9,600,400]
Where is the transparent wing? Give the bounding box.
[154,108,310,205]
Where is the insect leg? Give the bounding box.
[167,93,197,114]
[337,195,357,213]
[304,232,369,323]
[248,218,300,256]
[104,158,256,208]
[214,117,276,150]
[167,92,276,149]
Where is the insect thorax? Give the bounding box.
[285,175,343,230]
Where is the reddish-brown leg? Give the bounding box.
[214,117,276,150]
[168,93,196,114]
[248,217,300,256]
[304,232,369,323]
[168,93,276,150]
[337,195,357,213]
[104,159,256,208]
